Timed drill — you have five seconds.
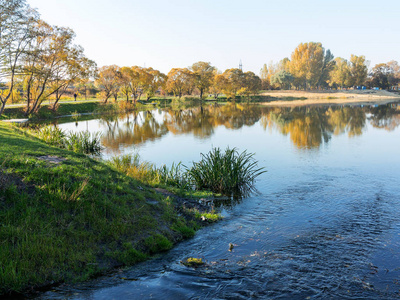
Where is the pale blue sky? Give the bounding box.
[28,0,400,74]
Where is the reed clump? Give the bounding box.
[187,147,266,196]
[110,147,266,197]
[34,126,102,155]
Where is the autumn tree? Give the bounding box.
[0,0,38,115]
[349,54,368,87]
[119,66,133,101]
[129,66,145,102]
[241,71,262,98]
[46,34,96,110]
[190,61,215,99]
[329,57,351,89]
[259,64,269,89]
[317,49,335,88]
[20,21,91,115]
[368,62,400,89]
[140,67,166,100]
[289,42,324,89]
[209,71,225,99]
[96,65,121,103]
[221,68,244,99]
[166,68,188,99]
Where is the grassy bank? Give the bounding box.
[0,99,162,121]
[0,122,217,296]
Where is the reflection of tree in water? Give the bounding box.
[100,111,168,153]
[163,103,263,139]
[261,106,370,149]
[367,104,400,131]
[99,104,263,152]
[326,107,366,137]
[98,103,399,152]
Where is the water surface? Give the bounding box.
[40,102,400,299]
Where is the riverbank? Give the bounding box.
[0,123,218,296]
[260,90,400,106]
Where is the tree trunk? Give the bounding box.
[0,101,6,116]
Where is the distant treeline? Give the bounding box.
[1,0,399,117]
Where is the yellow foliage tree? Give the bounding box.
[289,42,324,90]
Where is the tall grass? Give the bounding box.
[33,125,102,155]
[187,147,266,196]
[157,162,189,189]
[36,126,65,147]
[109,154,158,183]
[110,147,266,197]
[64,131,102,155]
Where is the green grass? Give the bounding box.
[0,123,212,296]
[187,147,267,196]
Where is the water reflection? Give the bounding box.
[96,103,400,153]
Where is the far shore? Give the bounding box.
[260,90,400,106]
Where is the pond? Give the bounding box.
[39,102,400,299]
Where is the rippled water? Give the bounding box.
[38,102,400,299]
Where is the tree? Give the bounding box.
[119,66,133,101]
[242,71,262,98]
[128,66,145,103]
[329,57,351,89]
[271,70,294,90]
[386,61,400,88]
[0,0,38,115]
[96,65,121,103]
[46,35,96,110]
[190,61,215,99]
[221,68,244,99]
[259,64,269,89]
[349,54,368,87]
[21,21,80,115]
[289,42,324,89]
[209,71,225,99]
[141,67,166,100]
[317,49,335,88]
[368,63,400,90]
[166,68,188,99]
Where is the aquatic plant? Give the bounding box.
[65,131,102,155]
[34,125,102,155]
[157,162,189,189]
[36,125,66,147]
[186,147,266,196]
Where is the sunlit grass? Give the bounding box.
[187,147,266,196]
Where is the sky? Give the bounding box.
[27,0,400,75]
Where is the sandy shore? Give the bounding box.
[260,90,400,106]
